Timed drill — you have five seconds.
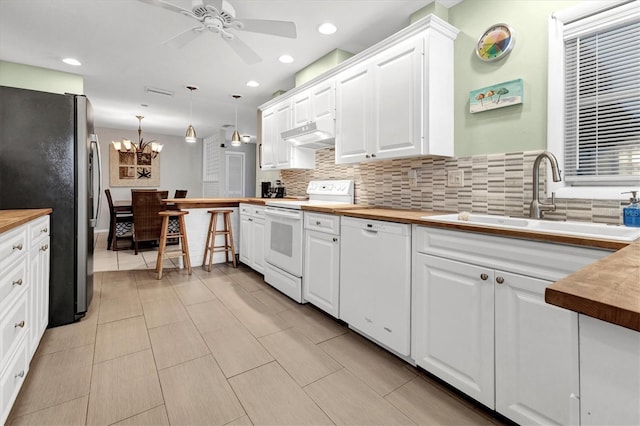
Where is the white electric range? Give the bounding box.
[263,180,354,302]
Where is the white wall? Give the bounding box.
[95,126,203,231]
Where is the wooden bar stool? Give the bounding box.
[202,209,236,271]
[156,211,192,280]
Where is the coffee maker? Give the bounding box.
[261,181,271,198]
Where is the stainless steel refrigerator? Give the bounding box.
[0,86,102,327]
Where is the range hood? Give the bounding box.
[281,121,335,150]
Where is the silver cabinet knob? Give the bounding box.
[365,154,371,159]
[316,220,321,225]
[15,370,25,379]
[12,243,23,251]
[14,320,25,328]
[13,278,23,286]
[480,273,489,281]
[333,237,338,242]
[40,244,48,251]
[496,276,505,284]
[41,227,48,233]
[371,153,377,158]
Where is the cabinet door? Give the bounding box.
[303,230,339,318]
[495,271,579,425]
[412,254,495,408]
[310,80,335,130]
[239,215,252,266]
[251,218,265,274]
[372,37,423,159]
[274,102,292,169]
[335,65,371,164]
[292,91,311,127]
[260,109,275,169]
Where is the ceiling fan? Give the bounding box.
[138,0,297,64]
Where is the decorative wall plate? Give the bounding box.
[476,24,515,62]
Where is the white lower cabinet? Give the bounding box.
[239,204,265,273]
[579,315,639,426]
[412,254,495,407]
[340,217,411,356]
[412,225,609,425]
[0,214,50,425]
[303,213,340,318]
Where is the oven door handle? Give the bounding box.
[265,207,303,220]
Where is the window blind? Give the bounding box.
[563,19,640,185]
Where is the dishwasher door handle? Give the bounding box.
[362,228,379,235]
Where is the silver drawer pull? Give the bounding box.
[15,370,25,379]
[365,317,373,323]
[12,243,23,251]
[316,220,321,225]
[41,227,48,233]
[40,244,49,251]
[14,320,25,328]
[480,273,488,281]
[384,327,392,333]
[333,237,338,242]
[496,276,505,284]
[13,278,23,286]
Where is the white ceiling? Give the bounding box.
[0,0,461,140]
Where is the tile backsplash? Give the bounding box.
[280,148,624,225]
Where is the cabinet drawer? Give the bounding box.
[1,336,28,426]
[413,225,610,282]
[240,204,265,219]
[29,216,50,244]
[0,258,28,308]
[1,295,28,366]
[305,213,340,234]
[0,225,28,269]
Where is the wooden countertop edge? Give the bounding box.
[545,242,640,332]
[0,209,53,234]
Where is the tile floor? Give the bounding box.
[7,231,505,425]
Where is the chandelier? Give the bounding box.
[112,115,163,158]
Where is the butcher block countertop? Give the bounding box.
[334,207,639,332]
[0,209,52,234]
[546,241,639,331]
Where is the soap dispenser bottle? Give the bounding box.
[622,190,640,227]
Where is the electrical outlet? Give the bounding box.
[447,170,464,187]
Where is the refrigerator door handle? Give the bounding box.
[90,134,102,227]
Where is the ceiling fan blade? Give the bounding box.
[163,26,203,48]
[225,35,262,64]
[137,0,195,17]
[234,18,297,38]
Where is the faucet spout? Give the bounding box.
[530,151,562,219]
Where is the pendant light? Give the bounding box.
[185,85,198,143]
[231,94,242,147]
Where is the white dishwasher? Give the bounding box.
[339,216,411,357]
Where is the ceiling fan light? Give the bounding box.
[231,130,242,147]
[185,125,197,143]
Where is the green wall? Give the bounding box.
[295,49,354,87]
[448,0,579,157]
[0,61,83,95]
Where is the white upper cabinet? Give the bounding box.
[259,15,457,167]
[260,101,314,170]
[336,16,457,164]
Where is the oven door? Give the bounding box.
[264,206,303,277]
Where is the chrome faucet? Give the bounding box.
[529,151,562,219]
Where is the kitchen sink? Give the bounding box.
[420,213,640,242]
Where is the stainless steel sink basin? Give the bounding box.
[420,213,640,242]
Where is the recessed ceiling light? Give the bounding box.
[62,58,81,66]
[318,23,337,35]
[246,80,260,88]
[278,54,294,64]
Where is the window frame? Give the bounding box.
[547,0,640,200]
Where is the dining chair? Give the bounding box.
[105,189,133,251]
[174,189,188,198]
[131,190,169,255]
[167,190,188,244]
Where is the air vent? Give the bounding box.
[145,86,174,97]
